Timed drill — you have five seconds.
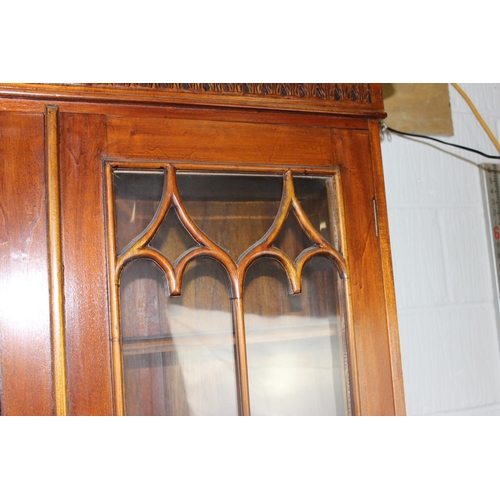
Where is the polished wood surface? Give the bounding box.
[107,116,336,166]
[368,120,406,415]
[0,111,53,415]
[59,113,113,415]
[0,84,404,415]
[337,128,397,415]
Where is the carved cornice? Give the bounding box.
[81,83,374,104]
[0,83,385,117]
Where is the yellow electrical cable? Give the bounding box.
[451,83,500,155]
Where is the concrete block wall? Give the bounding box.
[381,83,500,415]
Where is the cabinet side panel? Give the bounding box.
[339,128,396,415]
[0,111,53,415]
[60,113,113,415]
[368,120,405,415]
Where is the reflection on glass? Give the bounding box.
[244,257,348,416]
[120,258,238,416]
[113,172,163,254]
[294,176,339,249]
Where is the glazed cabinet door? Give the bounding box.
[57,107,402,416]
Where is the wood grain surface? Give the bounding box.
[0,111,53,415]
[59,112,113,415]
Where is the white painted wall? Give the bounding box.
[381,83,500,415]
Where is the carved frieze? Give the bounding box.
[82,83,373,104]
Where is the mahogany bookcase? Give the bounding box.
[0,84,405,416]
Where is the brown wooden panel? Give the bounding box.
[45,105,69,415]
[107,116,336,166]
[0,83,385,117]
[368,120,405,415]
[0,111,53,415]
[0,97,371,133]
[60,112,113,415]
[338,128,396,416]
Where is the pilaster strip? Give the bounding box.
[45,105,68,416]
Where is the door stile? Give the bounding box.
[104,163,126,416]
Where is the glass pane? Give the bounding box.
[176,174,283,259]
[294,176,339,249]
[150,209,198,263]
[113,171,340,256]
[273,212,315,261]
[113,171,163,254]
[244,257,348,416]
[120,258,238,416]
